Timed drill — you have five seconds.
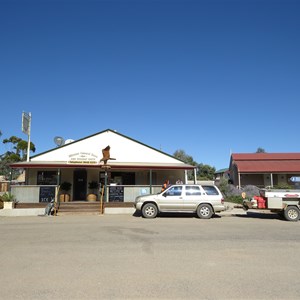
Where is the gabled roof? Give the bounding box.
[215,168,229,174]
[11,129,195,170]
[230,153,300,173]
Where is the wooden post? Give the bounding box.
[54,185,59,216]
[100,186,105,214]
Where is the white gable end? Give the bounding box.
[31,130,183,164]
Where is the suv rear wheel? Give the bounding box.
[142,203,158,219]
[197,204,213,219]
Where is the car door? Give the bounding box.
[183,185,202,211]
[158,185,184,211]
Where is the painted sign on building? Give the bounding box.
[68,152,98,164]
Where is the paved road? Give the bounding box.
[1,212,300,300]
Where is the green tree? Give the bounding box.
[173,149,197,165]
[173,149,216,181]
[256,147,266,153]
[3,136,35,160]
[196,163,216,180]
[173,149,197,180]
[0,135,36,179]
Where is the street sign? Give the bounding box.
[290,177,300,182]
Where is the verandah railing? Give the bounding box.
[10,185,162,204]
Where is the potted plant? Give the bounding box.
[1,192,16,209]
[87,181,99,201]
[59,181,72,202]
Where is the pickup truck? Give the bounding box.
[134,184,226,219]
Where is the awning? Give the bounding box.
[10,161,195,170]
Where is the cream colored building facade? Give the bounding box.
[11,129,195,203]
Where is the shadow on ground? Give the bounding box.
[132,210,223,219]
[235,211,285,221]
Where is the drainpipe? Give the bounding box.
[238,172,241,189]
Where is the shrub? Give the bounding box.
[60,181,72,192]
[216,179,260,203]
[273,183,292,189]
[225,195,244,205]
[0,192,16,202]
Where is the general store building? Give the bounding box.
[10,129,195,204]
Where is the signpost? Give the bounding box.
[290,177,300,183]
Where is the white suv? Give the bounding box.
[135,184,225,219]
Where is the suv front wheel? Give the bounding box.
[197,204,213,219]
[142,203,158,218]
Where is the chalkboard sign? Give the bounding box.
[39,186,56,203]
[109,186,124,202]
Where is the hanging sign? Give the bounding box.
[22,112,31,135]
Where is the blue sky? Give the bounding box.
[1,0,299,170]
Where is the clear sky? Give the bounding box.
[1,0,299,171]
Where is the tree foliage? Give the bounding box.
[196,163,216,180]
[3,136,36,160]
[173,149,216,180]
[256,147,266,153]
[173,149,197,166]
[0,134,36,180]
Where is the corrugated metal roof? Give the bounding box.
[231,153,300,173]
[232,153,300,161]
[235,161,300,172]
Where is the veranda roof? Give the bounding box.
[230,153,300,173]
[10,161,195,170]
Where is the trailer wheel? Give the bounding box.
[284,206,300,222]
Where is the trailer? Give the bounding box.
[243,189,300,221]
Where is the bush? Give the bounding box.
[225,195,244,205]
[60,181,72,192]
[216,178,260,203]
[273,183,292,189]
[0,192,16,202]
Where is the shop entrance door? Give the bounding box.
[73,169,87,200]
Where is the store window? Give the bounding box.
[37,171,57,185]
[110,172,135,185]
